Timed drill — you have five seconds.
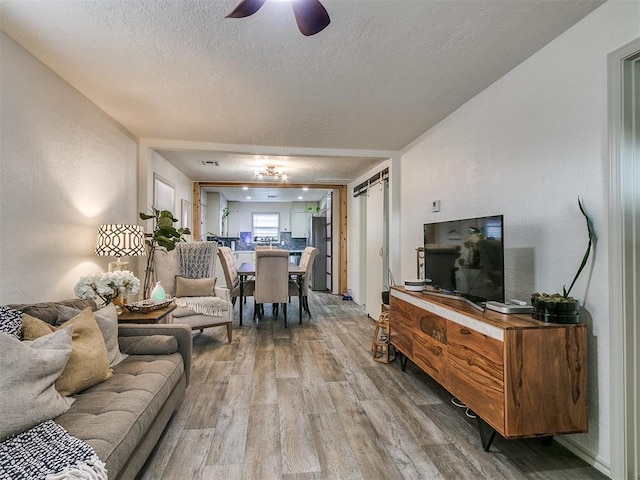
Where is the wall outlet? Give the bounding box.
[432,200,441,212]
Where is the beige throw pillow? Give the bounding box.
[175,276,216,297]
[0,327,74,440]
[22,308,113,396]
[57,303,127,367]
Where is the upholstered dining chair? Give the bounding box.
[217,246,254,306]
[288,246,320,317]
[254,249,290,328]
[154,242,234,342]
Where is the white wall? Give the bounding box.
[0,33,138,303]
[397,1,639,473]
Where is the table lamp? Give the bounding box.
[95,224,145,272]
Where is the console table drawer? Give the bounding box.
[389,304,414,357]
[447,322,504,384]
[447,322,504,431]
[413,331,447,385]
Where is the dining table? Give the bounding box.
[236,261,306,325]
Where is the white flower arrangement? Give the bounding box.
[74,271,141,306]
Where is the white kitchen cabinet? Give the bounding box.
[291,202,318,237]
[291,212,308,237]
[292,202,307,213]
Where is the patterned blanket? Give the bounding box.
[175,296,226,317]
[0,421,107,480]
[178,242,216,279]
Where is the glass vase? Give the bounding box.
[112,294,126,315]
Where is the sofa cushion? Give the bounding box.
[57,303,128,367]
[54,353,184,478]
[9,299,97,326]
[175,276,216,297]
[22,309,113,396]
[0,327,74,440]
[0,306,22,339]
[118,335,178,355]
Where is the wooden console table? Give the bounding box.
[389,286,587,451]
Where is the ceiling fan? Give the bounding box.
[226,0,331,36]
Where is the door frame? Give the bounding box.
[608,37,640,480]
[194,181,347,295]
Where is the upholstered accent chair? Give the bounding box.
[254,249,290,327]
[288,246,320,317]
[154,242,234,342]
[217,246,255,306]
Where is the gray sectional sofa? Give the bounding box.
[9,299,192,480]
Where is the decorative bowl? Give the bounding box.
[124,298,173,313]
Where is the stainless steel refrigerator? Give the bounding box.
[309,216,327,291]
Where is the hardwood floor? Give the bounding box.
[138,292,607,480]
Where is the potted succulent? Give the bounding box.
[139,208,185,298]
[531,198,595,324]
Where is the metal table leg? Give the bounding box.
[298,274,303,323]
[476,416,497,452]
[239,274,244,326]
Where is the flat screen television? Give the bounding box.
[423,215,504,303]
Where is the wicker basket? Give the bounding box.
[124,298,173,313]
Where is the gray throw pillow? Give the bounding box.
[57,303,127,367]
[0,306,22,339]
[0,327,74,440]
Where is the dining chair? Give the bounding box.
[288,246,320,317]
[154,242,234,342]
[254,249,290,328]
[217,246,254,307]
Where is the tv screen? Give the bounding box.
[423,215,504,303]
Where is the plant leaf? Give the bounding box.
[563,196,595,298]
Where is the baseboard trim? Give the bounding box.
[555,437,611,479]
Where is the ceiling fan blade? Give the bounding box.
[291,0,331,36]
[226,0,267,18]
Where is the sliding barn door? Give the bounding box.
[365,181,385,320]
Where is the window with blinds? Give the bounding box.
[253,212,280,240]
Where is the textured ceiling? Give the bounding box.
[1,0,604,193]
[157,149,385,184]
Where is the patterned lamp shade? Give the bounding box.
[95,224,145,271]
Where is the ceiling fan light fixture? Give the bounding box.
[226,0,267,18]
[226,0,330,36]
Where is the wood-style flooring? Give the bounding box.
[138,292,607,480]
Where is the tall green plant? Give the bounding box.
[140,208,185,298]
[562,197,596,298]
